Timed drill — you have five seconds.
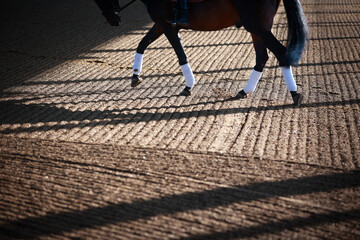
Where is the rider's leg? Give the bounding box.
[176,0,189,26]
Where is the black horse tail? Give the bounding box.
[283,0,309,66]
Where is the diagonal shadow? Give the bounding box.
[0,99,359,134]
[2,57,358,91]
[0,171,359,238]
[183,208,360,240]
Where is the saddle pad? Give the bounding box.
[170,0,204,3]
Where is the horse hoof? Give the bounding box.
[292,93,303,106]
[131,74,141,88]
[234,90,247,99]
[180,86,191,96]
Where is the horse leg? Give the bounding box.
[236,34,269,99]
[260,31,303,105]
[162,24,194,96]
[234,1,303,105]
[131,23,163,87]
[240,29,302,105]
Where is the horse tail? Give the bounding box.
[283,0,309,66]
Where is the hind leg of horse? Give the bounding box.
[131,23,163,87]
[262,31,303,105]
[234,1,303,105]
[162,24,194,96]
[254,30,303,105]
[236,34,268,99]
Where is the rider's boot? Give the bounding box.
[176,0,189,26]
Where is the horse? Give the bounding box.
[94,0,309,105]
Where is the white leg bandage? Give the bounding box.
[244,70,263,94]
[281,66,297,92]
[133,53,144,75]
[181,63,195,88]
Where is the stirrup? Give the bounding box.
[176,12,189,26]
[172,8,178,27]
[176,18,189,26]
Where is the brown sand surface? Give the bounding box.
[0,0,359,239]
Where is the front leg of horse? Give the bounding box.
[131,24,163,88]
[179,63,194,96]
[131,53,143,87]
[162,25,195,96]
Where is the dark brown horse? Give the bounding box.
[95,0,308,105]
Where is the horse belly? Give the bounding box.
[188,0,240,31]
